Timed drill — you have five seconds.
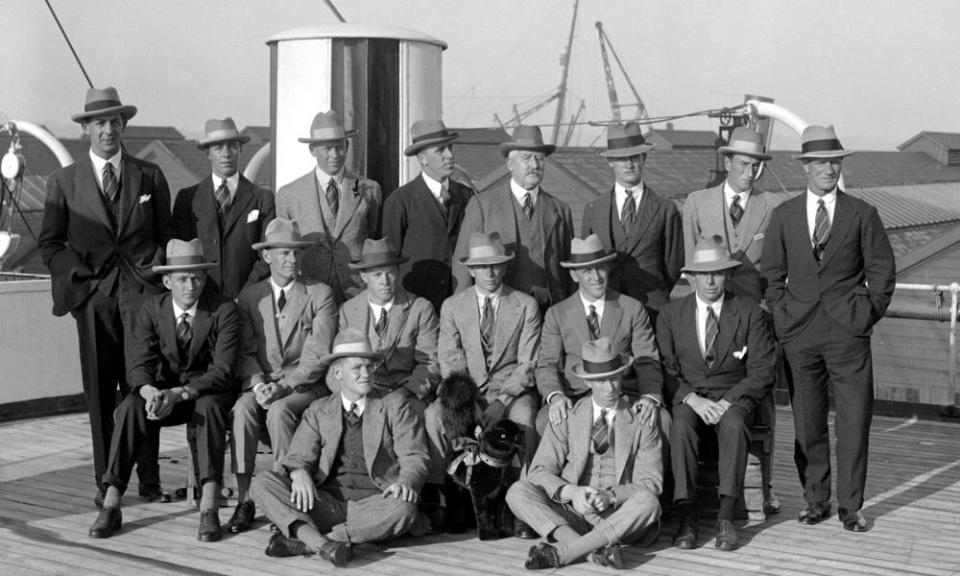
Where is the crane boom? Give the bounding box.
[595,21,650,127]
[551,0,579,145]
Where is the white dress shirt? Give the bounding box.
[340,394,367,417]
[723,181,750,211]
[806,189,837,246]
[421,171,449,204]
[579,291,606,325]
[695,294,724,356]
[476,286,502,319]
[211,172,240,204]
[89,149,122,194]
[510,179,539,207]
[614,182,644,220]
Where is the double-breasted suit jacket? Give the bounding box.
[276,170,381,302]
[581,185,683,316]
[682,184,788,303]
[383,174,472,311]
[172,175,275,299]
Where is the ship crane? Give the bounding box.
[595,21,650,131]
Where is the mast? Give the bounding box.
[551,0,579,145]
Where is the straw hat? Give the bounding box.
[197,117,250,148]
[598,122,654,158]
[459,232,514,266]
[404,119,458,156]
[348,238,408,270]
[298,111,358,144]
[571,337,633,380]
[152,239,216,273]
[321,328,383,363]
[251,218,314,250]
[499,125,556,158]
[682,236,742,274]
[792,125,855,160]
[71,87,137,123]
[717,127,772,160]
[560,234,617,269]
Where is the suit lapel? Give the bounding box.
[736,189,767,251]
[569,400,592,482]
[382,291,412,359]
[819,191,854,268]
[332,173,361,240]
[446,181,470,235]
[194,177,220,234]
[278,282,308,348]
[362,396,386,474]
[414,175,447,231]
[613,401,635,481]
[157,294,181,369]
[564,295,592,345]
[187,300,215,366]
[489,288,519,368]
[460,291,486,376]
[222,178,256,237]
[77,158,116,231]
[319,397,344,477]
[593,192,616,247]
[679,296,701,361]
[713,296,741,369]
[599,293,623,338]
[538,191,561,239]
[116,155,142,237]
[256,285,283,367]
[489,186,519,246]
[624,185,661,254]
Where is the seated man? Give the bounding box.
[536,234,664,434]
[228,218,338,533]
[88,239,241,542]
[338,238,440,400]
[506,338,662,570]
[657,238,775,551]
[250,329,430,567]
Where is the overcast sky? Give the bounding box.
[4,0,960,150]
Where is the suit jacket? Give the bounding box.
[452,183,574,308]
[276,169,381,302]
[581,185,683,314]
[338,288,440,397]
[281,391,430,491]
[529,397,662,503]
[236,278,338,391]
[438,285,541,398]
[172,175,275,299]
[127,291,241,396]
[657,293,775,410]
[38,153,173,316]
[537,290,663,401]
[762,191,896,343]
[383,174,472,310]
[682,184,788,302]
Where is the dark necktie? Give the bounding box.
[277,289,287,312]
[480,296,495,357]
[621,189,636,227]
[704,307,718,368]
[587,304,601,341]
[522,193,534,220]
[102,163,119,206]
[730,195,744,227]
[345,403,360,426]
[439,182,451,218]
[374,308,388,339]
[176,312,192,358]
[591,409,610,454]
[326,179,339,217]
[813,199,830,264]
[214,180,230,216]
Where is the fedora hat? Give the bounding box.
[251,218,315,250]
[152,239,217,273]
[717,127,772,161]
[71,87,138,124]
[598,122,654,158]
[298,111,358,144]
[459,232,514,266]
[348,237,409,270]
[682,236,742,274]
[561,234,617,269]
[499,125,556,158]
[322,328,383,364]
[792,125,855,160]
[197,117,250,148]
[572,337,633,380]
[404,119,459,156]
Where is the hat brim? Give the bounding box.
[71,105,138,123]
[152,262,217,273]
[598,143,654,158]
[348,255,409,270]
[792,149,856,160]
[560,252,618,269]
[321,349,384,364]
[298,129,359,144]
[252,239,315,250]
[403,133,459,157]
[500,143,556,158]
[682,260,741,274]
[571,354,634,380]
[197,135,251,149]
[459,253,514,266]
[717,146,771,161]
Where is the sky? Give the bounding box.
[4,0,960,151]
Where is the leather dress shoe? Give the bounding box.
[317,540,352,567]
[94,486,106,509]
[839,508,869,532]
[197,509,222,542]
[798,501,832,525]
[89,506,122,538]
[714,519,739,551]
[225,501,256,534]
[265,532,312,557]
[514,519,538,540]
[673,516,698,549]
[139,484,172,503]
[763,496,782,515]
[590,545,624,569]
[524,542,561,570]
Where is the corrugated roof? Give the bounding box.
[650,129,718,148]
[123,126,184,141]
[898,131,960,151]
[844,187,960,229]
[452,127,509,144]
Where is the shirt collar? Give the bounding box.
[723,181,750,206]
[695,293,724,317]
[510,178,539,206]
[369,297,395,316]
[340,394,367,416]
[172,299,198,320]
[476,286,503,309]
[421,171,447,199]
[806,188,837,206]
[315,167,344,188]
[579,290,605,317]
[212,172,241,198]
[270,277,294,300]
[89,149,122,184]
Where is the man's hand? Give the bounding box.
[151,389,178,420]
[548,395,573,426]
[631,396,660,429]
[289,469,317,513]
[687,394,728,426]
[481,399,506,429]
[141,385,163,418]
[256,382,286,407]
[586,490,616,515]
[565,485,599,515]
[404,377,432,400]
[382,482,419,503]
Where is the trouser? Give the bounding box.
[670,403,753,503]
[230,386,325,474]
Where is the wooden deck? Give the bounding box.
[1,407,959,575]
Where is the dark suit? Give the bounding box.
[172,175,275,299]
[101,291,241,493]
[37,152,173,486]
[383,174,471,311]
[581,185,683,318]
[657,293,776,502]
[762,190,895,510]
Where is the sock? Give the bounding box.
[103,485,121,509]
[677,499,696,521]
[235,474,252,503]
[718,495,737,521]
[557,527,612,566]
[292,520,329,551]
[199,481,218,511]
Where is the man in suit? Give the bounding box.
[536,235,663,434]
[453,125,574,312]
[338,238,440,401]
[38,87,173,504]
[383,119,472,311]
[506,338,662,570]
[581,122,683,322]
[173,117,275,299]
[87,239,241,542]
[250,329,430,567]
[762,125,896,532]
[227,218,338,533]
[657,238,776,551]
[276,111,382,302]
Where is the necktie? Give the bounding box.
[813,199,830,264]
[587,304,601,340]
[591,409,610,454]
[326,179,340,217]
[374,308,388,339]
[480,296,495,357]
[730,195,744,227]
[277,289,287,312]
[621,189,636,227]
[439,182,451,218]
[704,307,718,368]
[346,403,360,426]
[214,180,230,216]
[522,193,534,220]
[102,163,119,205]
[176,312,192,358]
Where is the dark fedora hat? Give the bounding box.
[499,125,556,158]
[792,125,855,160]
[598,122,654,158]
[71,87,138,124]
[197,117,251,149]
[298,110,358,144]
[404,119,458,156]
[348,238,409,270]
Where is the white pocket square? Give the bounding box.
[753,232,765,241]
[139,194,151,204]
[247,209,260,223]
[732,346,748,360]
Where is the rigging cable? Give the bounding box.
[43,0,94,88]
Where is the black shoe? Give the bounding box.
[94,486,106,509]
[673,516,698,549]
[197,509,222,542]
[139,484,171,503]
[317,540,352,567]
[513,519,538,540]
[590,544,624,569]
[524,542,561,570]
[89,507,122,538]
[265,532,313,557]
[838,508,869,532]
[225,501,256,534]
[798,501,832,525]
[714,519,739,551]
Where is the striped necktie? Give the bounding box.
[730,195,744,227]
[621,189,636,227]
[326,179,339,217]
[176,312,192,358]
[102,163,119,206]
[587,305,601,340]
[214,181,230,216]
[522,193,534,220]
[374,308,388,339]
[591,410,610,454]
[704,307,718,368]
[480,296,495,358]
[813,199,830,264]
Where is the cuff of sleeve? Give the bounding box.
[640,393,662,407]
[681,392,695,405]
[252,382,265,395]
[546,391,564,405]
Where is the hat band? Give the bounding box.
[356,253,400,267]
[582,357,622,374]
[331,342,376,356]
[801,138,844,154]
[567,250,609,264]
[85,99,123,113]
[691,248,730,265]
[607,135,648,150]
[310,128,347,141]
[466,246,505,261]
[262,233,306,245]
[509,139,547,148]
[165,255,206,266]
[412,129,452,144]
[204,128,241,142]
